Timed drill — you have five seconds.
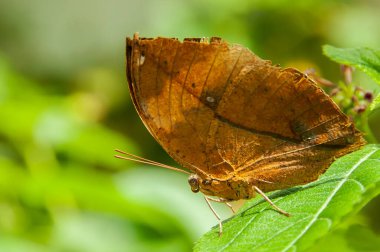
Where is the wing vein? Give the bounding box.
[168,43,180,132]
[155,40,164,128]
[205,50,243,172]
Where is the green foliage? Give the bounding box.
[1,1,380,251]
[370,93,380,112]
[323,45,380,85]
[0,56,198,251]
[306,224,380,252]
[322,45,380,142]
[195,145,380,252]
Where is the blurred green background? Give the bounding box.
[0,0,380,251]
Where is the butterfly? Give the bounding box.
[117,33,366,235]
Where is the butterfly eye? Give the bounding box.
[188,174,200,193]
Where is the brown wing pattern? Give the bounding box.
[126,34,365,191]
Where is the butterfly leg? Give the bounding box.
[253,186,290,217]
[224,202,235,214]
[205,196,235,213]
[204,196,223,236]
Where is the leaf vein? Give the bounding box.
[251,216,312,250]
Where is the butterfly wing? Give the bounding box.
[126,34,365,188]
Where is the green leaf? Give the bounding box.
[369,93,380,112]
[195,145,380,252]
[305,224,380,252]
[345,224,380,251]
[322,45,380,85]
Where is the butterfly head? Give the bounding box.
[188,174,214,193]
[188,174,201,193]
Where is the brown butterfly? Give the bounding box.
[117,33,366,235]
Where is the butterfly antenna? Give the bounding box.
[114,149,191,175]
[186,163,208,177]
